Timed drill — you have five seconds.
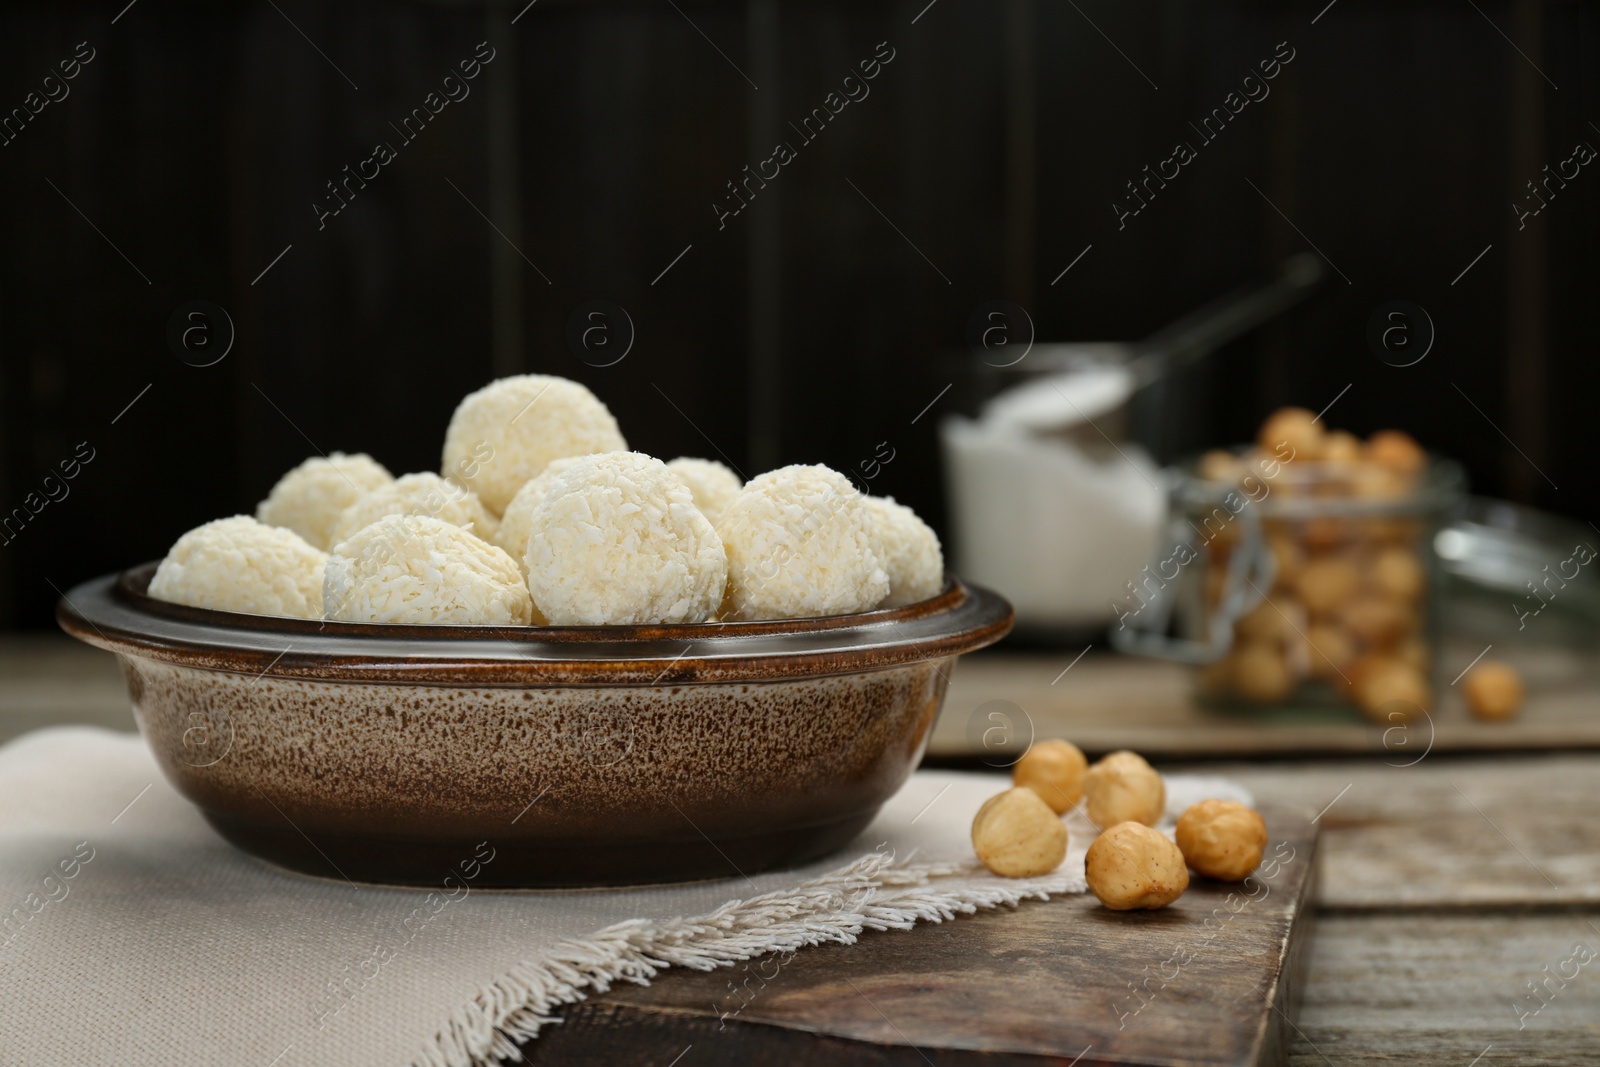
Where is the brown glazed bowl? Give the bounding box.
[57,565,1011,888]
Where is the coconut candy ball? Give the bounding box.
[255,452,393,550]
[441,375,627,515]
[666,457,742,527]
[523,451,728,626]
[715,464,889,620]
[863,495,944,607]
[330,472,499,548]
[149,516,327,620]
[323,514,532,625]
[490,456,588,569]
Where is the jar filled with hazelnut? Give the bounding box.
[1115,407,1465,722]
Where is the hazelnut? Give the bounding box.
[1396,637,1431,673]
[1257,407,1324,459]
[1350,464,1410,501]
[1198,449,1243,485]
[971,787,1068,878]
[1367,429,1427,475]
[1267,535,1305,591]
[1084,750,1166,829]
[1231,642,1297,703]
[1301,518,1353,553]
[1353,658,1430,722]
[1175,800,1269,881]
[1234,596,1300,646]
[1340,595,1412,648]
[1362,517,1422,546]
[1303,623,1356,683]
[1372,546,1425,602]
[1205,514,1243,550]
[1085,822,1190,910]
[1464,660,1525,721]
[1012,739,1088,814]
[1297,557,1360,616]
[1320,430,1363,465]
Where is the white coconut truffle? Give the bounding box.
[149,516,327,620]
[441,375,627,515]
[666,457,742,526]
[523,452,727,625]
[255,452,393,550]
[323,515,533,625]
[863,495,945,607]
[715,464,890,620]
[330,473,499,548]
[490,456,587,569]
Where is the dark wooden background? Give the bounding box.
[1,0,1595,629]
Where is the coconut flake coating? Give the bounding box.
[330,473,499,548]
[524,452,727,625]
[149,516,327,620]
[666,457,742,526]
[255,452,393,550]
[864,495,944,607]
[324,515,532,625]
[490,456,587,569]
[441,375,627,515]
[715,464,889,620]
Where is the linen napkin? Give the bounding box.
[0,727,1249,1067]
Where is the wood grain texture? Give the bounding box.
[1291,913,1600,1067]
[528,806,1319,1066]
[1189,755,1600,910]
[930,651,1600,761]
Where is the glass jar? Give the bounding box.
[1111,448,1466,718]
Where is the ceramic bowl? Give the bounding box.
[57,565,1012,887]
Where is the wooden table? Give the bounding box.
[6,639,1598,1064]
[930,648,1600,760]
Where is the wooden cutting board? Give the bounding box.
[523,805,1319,1066]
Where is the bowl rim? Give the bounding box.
[56,564,1014,686]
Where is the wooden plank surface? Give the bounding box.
[535,806,1320,1066]
[1292,913,1600,1067]
[1182,755,1600,910]
[930,649,1600,761]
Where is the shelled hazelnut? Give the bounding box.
[1367,429,1426,475]
[1175,800,1268,881]
[1464,661,1525,721]
[1231,642,1296,704]
[1353,657,1431,722]
[1085,822,1189,910]
[1303,623,1356,683]
[1296,557,1360,617]
[971,787,1068,878]
[1084,750,1166,829]
[1012,739,1088,814]
[1257,407,1323,458]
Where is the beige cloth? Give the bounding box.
[0,727,1249,1066]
